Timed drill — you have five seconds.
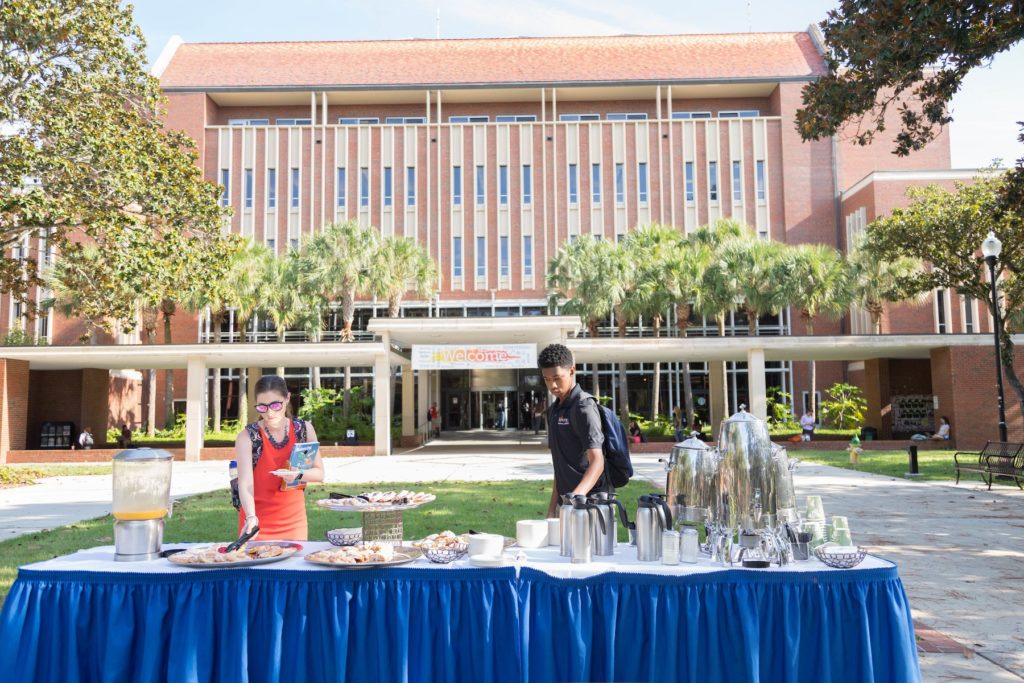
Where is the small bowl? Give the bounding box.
[424,546,468,564]
[326,528,363,546]
[814,545,867,569]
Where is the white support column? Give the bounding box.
[374,353,392,456]
[709,361,727,438]
[185,356,206,462]
[416,368,428,437]
[747,348,767,421]
[401,365,415,437]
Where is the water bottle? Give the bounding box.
[229,460,240,510]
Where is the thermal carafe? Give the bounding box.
[570,495,605,564]
[559,494,574,557]
[635,494,672,561]
[590,492,631,556]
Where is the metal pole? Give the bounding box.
[986,256,1009,442]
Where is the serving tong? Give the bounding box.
[221,526,260,553]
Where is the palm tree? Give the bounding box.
[662,234,713,427]
[848,234,924,334]
[624,224,681,420]
[604,242,639,425]
[304,221,379,342]
[788,243,853,419]
[720,234,792,336]
[256,249,311,375]
[690,220,746,423]
[367,236,437,318]
[547,236,616,397]
[224,239,272,422]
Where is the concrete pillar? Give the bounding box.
[185,356,206,462]
[0,359,30,464]
[246,366,260,423]
[709,361,727,438]
[374,353,392,456]
[401,365,415,437]
[747,349,767,421]
[416,368,428,436]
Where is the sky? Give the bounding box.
[131,0,1024,169]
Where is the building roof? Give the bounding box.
[158,32,826,90]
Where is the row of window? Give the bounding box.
[220,158,768,209]
[451,235,533,279]
[226,110,763,127]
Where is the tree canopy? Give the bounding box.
[796,0,1024,155]
[1,0,234,328]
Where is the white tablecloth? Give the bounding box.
[23,541,892,579]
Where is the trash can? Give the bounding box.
[860,427,878,441]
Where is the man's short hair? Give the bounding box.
[538,343,574,370]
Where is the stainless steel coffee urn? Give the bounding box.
[717,409,775,533]
[112,448,173,562]
[665,435,721,529]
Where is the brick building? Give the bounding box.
[1,28,1020,458]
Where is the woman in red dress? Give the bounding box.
[235,375,323,541]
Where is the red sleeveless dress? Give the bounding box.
[237,421,308,541]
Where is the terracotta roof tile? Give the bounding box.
[159,33,825,89]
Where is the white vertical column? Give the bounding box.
[185,356,207,462]
[747,348,767,420]
[374,349,392,456]
[417,368,428,438]
[401,364,415,438]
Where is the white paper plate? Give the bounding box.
[468,554,509,568]
[270,469,296,476]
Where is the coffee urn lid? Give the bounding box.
[113,447,173,462]
[677,435,709,451]
[722,407,763,424]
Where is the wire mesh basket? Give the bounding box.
[326,528,363,546]
[814,546,867,569]
[424,546,468,564]
[362,510,404,544]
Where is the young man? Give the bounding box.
[538,343,610,518]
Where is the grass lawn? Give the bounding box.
[796,449,962,481]
[0,464,114,489]
[0,479,657,608]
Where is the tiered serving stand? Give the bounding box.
[315,498,434,543]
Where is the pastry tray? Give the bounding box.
[166,542,304,568]
[303,546,423,569]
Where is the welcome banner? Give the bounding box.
[412,344,537,370]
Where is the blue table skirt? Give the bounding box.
[0,567,521,683]
[0,563,920,683]
[519,566,920,683]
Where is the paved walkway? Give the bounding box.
[2,437,1022,680]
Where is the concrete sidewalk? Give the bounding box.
[2,447,1022,680]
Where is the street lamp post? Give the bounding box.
[981,231,1009,442]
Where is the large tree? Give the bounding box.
[1,0,232,328]
[863,173,1024,419]
[367,236,437,319]
[796,0,1024,156]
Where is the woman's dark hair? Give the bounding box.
[941,415,950,424]
[254,374,289,397]
[538,343,574,370]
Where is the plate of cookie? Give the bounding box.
[166,541,303,568]
[316,490,436,512]
[304,542,423,568]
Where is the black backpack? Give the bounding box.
[594,403,634,488]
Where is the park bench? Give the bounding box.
[953,441,1024,490]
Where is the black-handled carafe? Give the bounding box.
[570,495,606,564]
[589,492,633,556]
[636,494,672,561]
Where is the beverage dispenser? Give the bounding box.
[112,448,173,561]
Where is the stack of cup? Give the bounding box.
[831,516,853,547]
[804,495,827,550]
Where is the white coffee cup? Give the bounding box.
[516,520,548,549]
[466,533,504,558]
[546,518,560,546]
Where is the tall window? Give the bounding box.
[568,163,578,204]
[335,168,346,207]
[383,167,393,207]
[290,168,300,208]
[500,236,509,277]
[220,169,230,207]
[523,235,533,277]
[592,163,601,203]
[475,165,485,206]
[732,161,742,202]
[708,161,718,202]
[359,167,369,207]
[522,165,532,204]
[406,167,416,206]
[962,296,976,333]
[936,289,949,333]
[452,166,462,205]
[637,162,648,203]
[685,162,695,202]
[453,237,463,278]
[756,160,766,200]
[244,169,253,209]
[476,236,486,277]
[267,168,277,209]
[614,163,624,204]
[499,165,508,205]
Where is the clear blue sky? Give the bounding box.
[132,0,1024,169]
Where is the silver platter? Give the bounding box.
[166,541,304,568]
[315,499,432,513]
[303,545,424,569]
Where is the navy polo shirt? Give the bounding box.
[547,383,610,496]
